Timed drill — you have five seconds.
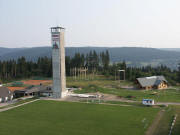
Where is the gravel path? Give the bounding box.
[145,110,165,135]
[0,99,39,112]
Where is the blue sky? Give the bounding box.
[0,0,180,48]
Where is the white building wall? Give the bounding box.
[11,95,13,100]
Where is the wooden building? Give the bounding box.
[136,76,168,90]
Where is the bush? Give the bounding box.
[26,85,34,89]
[79,84,99,93]
[158,104,167,108]
[12,81,24,87]
[71,85,79,88]
[32,77,46,80]
[117,96,123,98]
[126,95,136,99]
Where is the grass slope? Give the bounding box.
[0,100,158,135]
[172,106,180,135]
[153,106,180,135]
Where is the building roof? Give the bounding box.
[0,87,13,98]
[7,87,26,92]
[51,26,65,29]
[143,99,154,101]
[137,76,167,87]
[38,85,53,93]
[14,85,52,94]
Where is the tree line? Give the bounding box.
[0,50,110,82]
[0,50,179,85]
[66,50,110,75]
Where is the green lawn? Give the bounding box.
[0,100,159,135]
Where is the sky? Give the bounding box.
[0,0,180,48]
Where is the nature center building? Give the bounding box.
[136,76,168,90]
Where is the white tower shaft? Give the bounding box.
[51,27,67,98]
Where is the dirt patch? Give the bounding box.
[102,94,120,100]
[22,80,52,85]
[7,87,26,92]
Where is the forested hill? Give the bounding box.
[0,46,180,69]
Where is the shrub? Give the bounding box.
[126,95,136,99]
[12,81,24,87]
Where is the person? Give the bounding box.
[53,42,58,49]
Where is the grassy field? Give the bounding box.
[152,105,180,135]
[172,106,180,135]
[0,100,159,135]
[66,76,134,88]
[67,77,180,102]
[152,106,174,135]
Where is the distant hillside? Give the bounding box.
[0,46,180,69]
[0,47,52,62]
[158,48,180,52]
[0,47,25,56]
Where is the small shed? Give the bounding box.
[142,99,154,106]
[0,87,13,103]
[38,86,53,97]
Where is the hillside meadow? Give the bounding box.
[67,77,180,103]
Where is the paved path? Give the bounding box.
[157,102,180,106]
[41,95,180,106]
[0,96,35,108]
[145,110,165,135]
[0,99,39,112]
[40,97,131,107]
[1,96,180,113]
[0,101,15,107]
